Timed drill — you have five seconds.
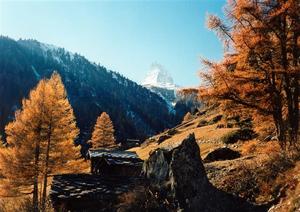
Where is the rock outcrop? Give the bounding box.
[143,133,267,212]
[203,147,241,163]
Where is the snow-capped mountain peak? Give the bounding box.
[142,63,176,89]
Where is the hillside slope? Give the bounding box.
[0,36,180,144]
[131,107,300,211]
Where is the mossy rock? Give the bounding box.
[203,147,241,163]
[221,128,256,144]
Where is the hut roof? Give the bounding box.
[103,158,142,166]
[88,149,140,160]
[50,174,143,202]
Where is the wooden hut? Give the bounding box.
[88,149,143,176]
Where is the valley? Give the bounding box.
[0,0,299,211]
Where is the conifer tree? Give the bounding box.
[200,0,299,148]
[0,135,4,148]
[90,112,116,149]
[183,112,192,123]
[40,72,80,211]
[0,72,80,211]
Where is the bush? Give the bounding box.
[157,134,171,144]
[227,123,234,128]
[197,120,208,127]
[240,140,258,155]
[167,128,177,136]
[216,124,225,129]
[208,115,223,125]
[237,118,253,129]
[222,128,256,144]
[225,116,253,129]
[117,186,176,212]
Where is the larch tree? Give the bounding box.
[183,112,193,123]
[200,0,299,149]
[0,72,80,211]
[40,72,80,211]
[90,112,116,149]
[0,134,4,148]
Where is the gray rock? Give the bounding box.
[143,133,267,212]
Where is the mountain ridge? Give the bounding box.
[0,36,180,145]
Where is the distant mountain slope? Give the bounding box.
[0,36,180,144]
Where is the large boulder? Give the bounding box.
[203,147,241,163]
[143,134,267,212]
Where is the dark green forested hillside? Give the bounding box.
[0,36,181,146]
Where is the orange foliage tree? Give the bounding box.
[0,72,80,211]
[90,112,116,149]
[200,0,299,148]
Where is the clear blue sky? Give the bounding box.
[0,0,226,87]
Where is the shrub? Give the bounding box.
[240,140,258,155]
[197,120,208,127]
[208,115,223,125]
[216,124,225,129]
[221,128,256,144]
[227,123,234,128]
[167,129,177,136]
[157,134,171,144]
[237,118,253,129]
[117,186,176,212]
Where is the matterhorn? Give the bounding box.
[142,63,179,105]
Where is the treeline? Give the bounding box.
[199,0,299,149]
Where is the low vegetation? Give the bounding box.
[221,128,256,144]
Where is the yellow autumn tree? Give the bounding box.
[0,72,80,211]
[0,134,4,148]
[182,112,193,123]
[90,112,116,149]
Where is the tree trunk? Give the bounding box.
[290,75,299,145]
[33,137,41,212]
[41,125,51,212]
[273,111,286,145]
[272,87,286,147]
[290,30,299,146]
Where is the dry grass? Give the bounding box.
[0,196,54,212]
[131,117,238,160]
[0,158,89,212]
[269,161,300,212]
[240,140,281,156]
[240,140,258,155]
